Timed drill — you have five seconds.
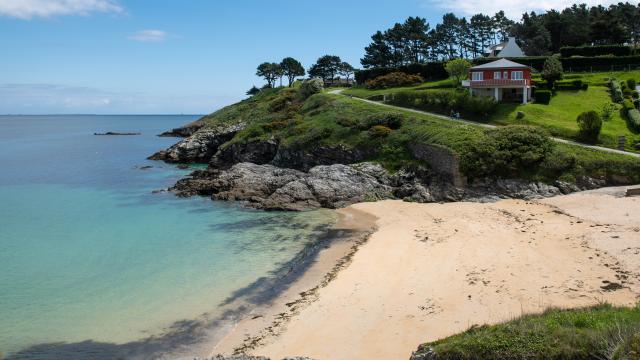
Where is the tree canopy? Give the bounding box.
[309,55,349,85]
[360,2,640,68]
[280,57,305,87]
[256,62,282,88]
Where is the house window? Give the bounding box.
[472,72,483,81]
[493,72,501,80]
[504,71,508,79]
[512,71,524,80]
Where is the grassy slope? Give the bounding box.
[343,71,640,152]
[490,87,638,151]
[413,304,640,360]
[196,87,640,183]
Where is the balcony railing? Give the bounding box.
[467,79,529,87]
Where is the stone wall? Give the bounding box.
[408,142,467,187]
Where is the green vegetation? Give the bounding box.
[445,59,471,84]
[576,111,603,143]
[412,304,640,360]
[542,55,563,89]
[365,72,423,89]
[389,90,498,122]
[199,86,640,185]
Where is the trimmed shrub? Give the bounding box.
[368,125,393,138]
[627,79,637,90]
[623,99,636,113]
[576,111,602,143]
[581,83,589,90]
[388,90,498,121]
[610,80,624,102]
[461,126,554,178]
[555,79,583,91]
[361,112,404,130]
[601,102,616,122]
[535,90,552,104]
[299,78,324,99]
[365,72,423,89]
[473,55,640,73]
[516,111,525,120]
[628,109,640,130]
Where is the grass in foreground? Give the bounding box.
[413,304,640,360]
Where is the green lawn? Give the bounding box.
[412,304,640,360]
[490,86,640,151]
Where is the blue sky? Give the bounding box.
[0,0,618,114]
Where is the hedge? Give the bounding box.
[610,80,624,102]
[628,109,640,130]
[355,62,448,84]
[535,90,552,104]
[388,90,498,121]
[555,79,584,91]
[473,56,640,72]
[365,72,423,89]
[560,45,632,57]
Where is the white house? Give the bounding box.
[484,37,526,58]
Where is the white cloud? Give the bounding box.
[425,0,620,19]
[128,29,168,43]
[0,0,123,20]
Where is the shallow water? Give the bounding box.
[0,115,335,358]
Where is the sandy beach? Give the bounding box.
[212,187,640,360]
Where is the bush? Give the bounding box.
[536,90,552,104]
[361,112,404,130]
[560,45,632,57]
[623,99,636,113]
[461,126,554,178]
[576,111,602,143]
[555,79,583,91]
[300,78,324,99]
[516,111,525,120]
[388,90,498,121]
[355,62,447,84]
[610,80,624,102]
[368,125,393,137]
[628,109,640,130]
[628,79,637,90]
[365,72,423,89]
[601,103,616,122]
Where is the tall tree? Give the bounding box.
[492,11,514,42]
[256,62,281,88]
[339,62,355,82]
[542,55,563,88]
[280,57,305,87]
[403,16,430,63]
[309,55,343,85]
[470,14,494,57]
[361,31,393,68]
[512,12,551,56]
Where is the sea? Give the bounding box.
[0,115,336,359]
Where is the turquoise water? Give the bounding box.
[0,116,335,358]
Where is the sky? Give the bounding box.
[0,0,621,114]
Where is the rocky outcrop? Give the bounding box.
[158,119,205,137]
[271,144,374,171]
[169,162,595,211]
[210,139,280,169]
[148,123,245,163]
[173,162,394,211]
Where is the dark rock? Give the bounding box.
[176,164,190,169]
[210,139,279,169]
[554,180,580,194]
[148,123,245,163]
[576,175,606,190]
[94,132,140,136]
[139,165,153,170]
[271,144,373,171]
[158,119,205,137]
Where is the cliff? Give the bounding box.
[149,85,640,210]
